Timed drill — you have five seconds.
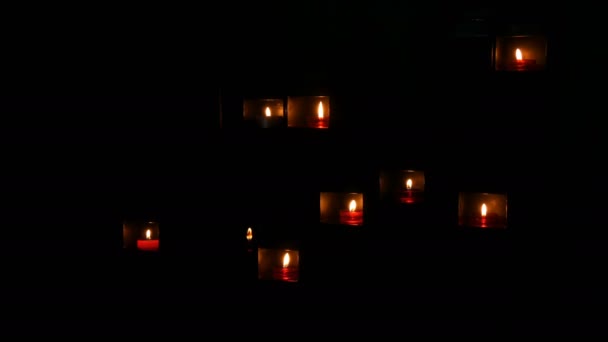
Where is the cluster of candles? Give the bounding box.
[122,171,507,284]
[243,96,329,129]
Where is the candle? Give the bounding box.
[471,203,502,228]
[259,105,284,128]
[246,227,253,252]
[311,101,329,128]
[400,178,415,204]
[137,229,159,252]
[512,48,536,71]
[272,252,298,282]
[339,199,363,226]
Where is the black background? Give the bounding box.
[1,2,606,338]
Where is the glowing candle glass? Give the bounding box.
[258,248,299,282]
[123,220,160,252]
[287,96,330,128]
[495,34,547,71]
[243,98,285,128]
[320,192,364,226]
[379,170,425,204]
[458,192,508,229]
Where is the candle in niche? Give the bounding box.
[458,192,507,229]
[272,252,298,282]
[243,98,284,128]
[137,228,159,252]
[339,199,363,226]
[513,48,536,71]
[480,203,487,227]
[313,101,328,128]
[402,178,414,204]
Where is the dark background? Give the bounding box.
[1,2,605,337]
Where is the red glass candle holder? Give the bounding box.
[258,248,299,283]
[458,192,508,229]
[320,192,364,226]
[123,220,160,252]
[287,96,330,129]
[380,170,425,204]
[495,34,547,72]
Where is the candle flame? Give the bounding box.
[265,106,271,117]
[481,203,487,217]
[317,101,324,119]
[246,227,253,241]
[282,252,290,268]
[349,199,357,212]
[515,48,523,61]
[406,178,413,189]
[145,229,151,240]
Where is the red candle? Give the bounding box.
[339,199,363,226]
[470,203,503,228]
[310,101,329,128]
[512,48,536,71]
[137,229,159,252]
[399,178,416,204]
[272,252,298,282]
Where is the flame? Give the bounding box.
[145,229,151,240]
[246,227,253,241]
[406,178,413,189]
[265,107,271,117]
[515,48,523,61]
[317,101,324,119]
[481,203,487,217]
[349,199,357,212]
[282,252,290,268]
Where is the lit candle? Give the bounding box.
[401,178,414,204]
[265,107,271,117]
[480,203,487,228]
[513,48,536,71]
[246,227,253,252]
[273,252,298,282]
[312,101,328,128]
[339,199,363,226]
[137,228,159,252]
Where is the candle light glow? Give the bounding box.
[317,101,324,119]
[282,252,290,268]
[339,198,363,225]
[137,225,159,252]
[265,107,271,117]
[246,227,253,241]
